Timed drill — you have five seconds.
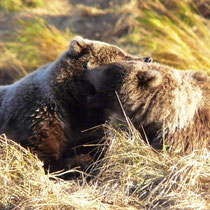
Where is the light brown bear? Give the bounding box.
[83,61,210,153]
[0,36,152,171]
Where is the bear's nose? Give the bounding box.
[143,57,153,63]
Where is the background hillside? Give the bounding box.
[0,0,210,209]
[0,0,210,83]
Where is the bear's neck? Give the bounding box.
[45,51,85,102]
[51,51,84,83]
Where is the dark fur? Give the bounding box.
[0,37,152,170]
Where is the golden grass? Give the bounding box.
[99,125,210,209]
[0,134,138,209]
[0,135,111,209]
[1,125,209,209]
[0,43,28,78]
[120,0,210,73]
[6,17,73,72]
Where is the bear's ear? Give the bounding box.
[69,36,87,56]
[137,70,162,87]
[192,71,208,82]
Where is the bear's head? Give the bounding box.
[82,61,209,151]
[53,36,153,89]
[53,36,153,101]
[68,36,152,69]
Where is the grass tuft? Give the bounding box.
[0,135,114,209]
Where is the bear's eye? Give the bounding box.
[143,57,153,63]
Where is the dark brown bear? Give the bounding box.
[83,61,210,153]
[0,37,152,170]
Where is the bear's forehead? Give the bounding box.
[115,61,145,70]
[116,61,183,83]
[125,62,177,74]
[89,40,124,54]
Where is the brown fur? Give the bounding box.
[83,61,210,153]
[0,37,152,169]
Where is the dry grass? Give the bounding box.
[0,0,73,83]
[1,125,209,209]
[6,17,73,72]
[96,124,210,209]
[0,135,119,209]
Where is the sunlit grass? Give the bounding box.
[6,18,73,72]
[0,135,135,209]
[120,0,210,73]
[1,125,209,209]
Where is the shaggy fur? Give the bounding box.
[0,37,152,169]
[83,61,210,153]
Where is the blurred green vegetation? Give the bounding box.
[1,0,209,75]
[0,0,44,12]
[6,18,73,71]
[120,0,210,73]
